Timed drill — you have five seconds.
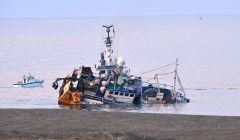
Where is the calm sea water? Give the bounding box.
[0,16,240,116]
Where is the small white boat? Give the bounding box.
[13,74,44,88]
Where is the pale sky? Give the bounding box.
[0,0,240,18]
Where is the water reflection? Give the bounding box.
[59,102,187,114]
[59,103,143,111]
[0,86,240,116]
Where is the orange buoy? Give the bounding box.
[107,94,113,98]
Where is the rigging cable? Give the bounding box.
[154,71,175,76]
[134,62,175,76]
[176,71,186,95]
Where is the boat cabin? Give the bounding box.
[104,89,135,103]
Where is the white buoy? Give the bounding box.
[102,81,107,86]
[89,82,94,87]
[100,86,106,93]
[95,79,100,84]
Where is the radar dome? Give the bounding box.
[116,57,125,66]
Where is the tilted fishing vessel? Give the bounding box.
[13,73,44,88]
[52,25,189,105]
[52,25,142,105]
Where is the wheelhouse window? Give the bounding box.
[114,92,119,95]
[100,70,105,74]
[130,94,134,97]
[119,92,124,96]
[124,93,129,96]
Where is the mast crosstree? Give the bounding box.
[102,25,114,66]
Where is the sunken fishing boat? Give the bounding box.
[52,25,189,105]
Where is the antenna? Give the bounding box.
[102,25,114,47]
[173,58,178,92]
[101,25,115,66]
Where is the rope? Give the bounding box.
[155,71,175,76]
[142,81,173,88]
[142,77,172,80]
[134,62,175,75]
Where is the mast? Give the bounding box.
[155,74,161,93]
[102,25,114,66]
[173,58,178,92]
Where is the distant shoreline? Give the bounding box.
[0,109,239,139]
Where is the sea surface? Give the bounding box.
[0,16,240,116]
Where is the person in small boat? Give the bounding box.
[23,77,26,83]
[23,75,27,83]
